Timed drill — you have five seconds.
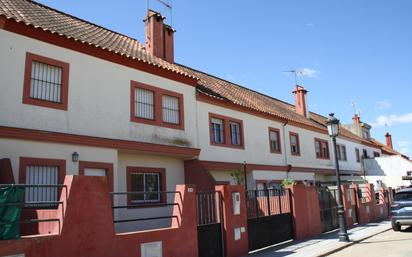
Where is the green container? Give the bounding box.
[0,186,25,240]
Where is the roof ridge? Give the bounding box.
[176,62,299,110]
[23,0,145,49]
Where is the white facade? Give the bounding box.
[364,155,412,188]
[196,101,378,187]
[0,30,198,148]
[0,29,197,232]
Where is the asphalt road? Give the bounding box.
[328,226,412,257]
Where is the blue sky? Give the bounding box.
[36,0,412,155]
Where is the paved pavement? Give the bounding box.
[329,226,412,257]
[247,220,391,257]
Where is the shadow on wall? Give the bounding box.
[364,159,386,176]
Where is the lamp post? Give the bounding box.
[326,113,349,242]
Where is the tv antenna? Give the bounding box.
[283,70,298,85]
[146,0,173,26]
[351,101,362,116]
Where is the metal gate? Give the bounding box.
[349,188,359,224]
[196,191,224,257]
[318,187,339,233]
[246,188,294,251]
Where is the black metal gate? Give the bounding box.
[196,191,224,257]
[318,187,339,233]
[246,188,294,251]
[349,188,359,224]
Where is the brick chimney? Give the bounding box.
[385,132,393,149]
[352,114,360,126]
[292,85,309,118]
[144,10,175,63]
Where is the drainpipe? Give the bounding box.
[243,161,248,191]
[360,157,366,181]
[282,121,291,178]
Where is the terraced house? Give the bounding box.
[0,0,406,253]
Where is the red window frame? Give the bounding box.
[22,52,70,110]
[314,138,330,159]
[355,148,360,162]
[19,157,66,209]
[19,157,66,185]
[336,144,347,161]
[208,113,245,149]
[130,81,184,130]
[126,166,166,208]
[268,127,281,154]
[289,132,300,156]
[78,161,114,192]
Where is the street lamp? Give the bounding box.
[326,113,349,242]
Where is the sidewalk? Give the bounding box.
[247,220,391,257]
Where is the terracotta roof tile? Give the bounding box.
[177,64,327,130]
[0,0,196,79]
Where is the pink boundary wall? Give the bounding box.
[0,176,198,257]
[0,177,391,257]
[289,184,322,240]
[215,185,249,257]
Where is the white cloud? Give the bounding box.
[297,68,319,78]
[374,100,391,110]
[306,22,314,28]
[371,112,412,127]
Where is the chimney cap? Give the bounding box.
[292,85,308,94]
[164,24,176,33]
[143,9,166,22]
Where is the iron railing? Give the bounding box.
[196,191,223,226]
[110,191,181,224]
[246,188,292,219]
[0,184,67,237]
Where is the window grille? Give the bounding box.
[230,122,241,145]
[130,173,160,203]
[25,165,59,206]
[211,118,225,144]
[135,88,155,120]
[162,95,180,124]
[30,61,63,103]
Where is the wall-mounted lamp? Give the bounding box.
[72,152,79,162]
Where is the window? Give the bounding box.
[355,148,360,162]
[336,144,347,161]
[315,138,330,159]
[209,113,244,149]
[362,129,370,139]
[19,157,66,208]
[162,95,180,124]
[269,128,281,153]
[23,52,69,110]
[135,87,154,120]
[211,118,225,144]
[131,81,184,130]
[373,151,380,157]
[289,132,300,156]
[363,149,368,158]
[230,122,241,145]
[126,167,166,206]
[78,161,114,192]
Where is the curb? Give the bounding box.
[317,226,391,257]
